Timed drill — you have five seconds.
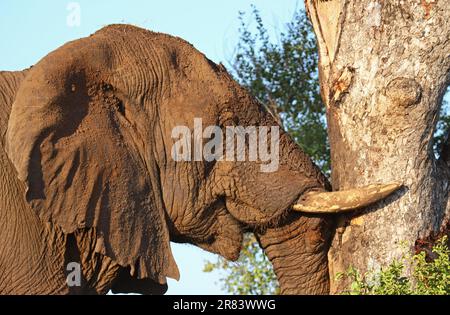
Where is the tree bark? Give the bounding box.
[304,0,450,293]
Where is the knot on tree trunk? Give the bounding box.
[385,77,422,108]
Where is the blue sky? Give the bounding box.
[0,0,301,70]
[0,0,300,295]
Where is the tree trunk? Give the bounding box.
[304,0,450,293]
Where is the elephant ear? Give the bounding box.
[5,44,179,285]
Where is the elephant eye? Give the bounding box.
[115,99,126,117]
[100,82,126,118]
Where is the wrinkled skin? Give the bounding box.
[0,25,332,295]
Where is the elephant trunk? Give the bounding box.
[256,212,333,295]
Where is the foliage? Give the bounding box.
[433,87,450,157]
[336,236,450,295]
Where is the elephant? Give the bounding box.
[0,24,400,295]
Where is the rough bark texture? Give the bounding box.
[305,0,450,293]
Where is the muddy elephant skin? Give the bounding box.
[0,25,332,295]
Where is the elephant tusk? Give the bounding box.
[292,182,402,213]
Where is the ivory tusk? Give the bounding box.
[292,182,402,213]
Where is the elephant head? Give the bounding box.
[4,25,399,294]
